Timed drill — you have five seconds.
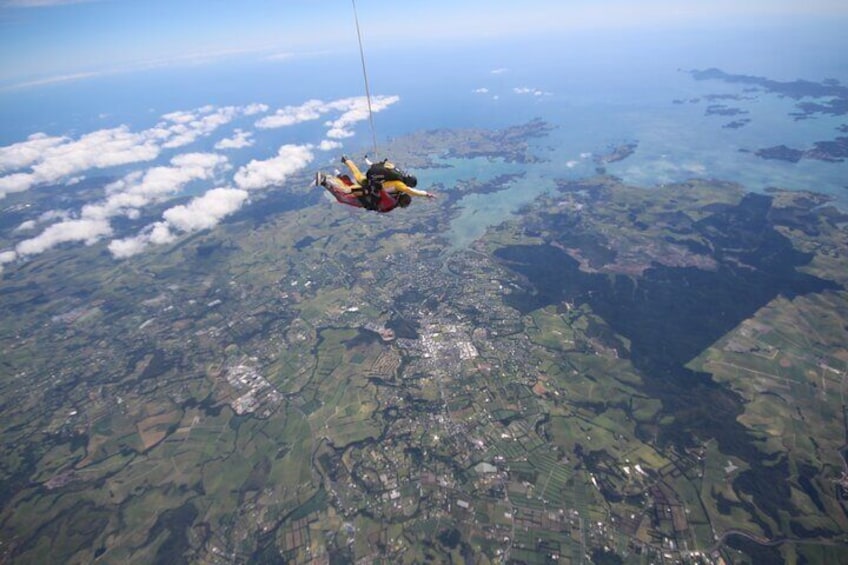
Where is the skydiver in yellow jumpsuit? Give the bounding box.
[317,156,435,213]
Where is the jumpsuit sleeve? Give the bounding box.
[341,158,367,185]
[384,180,430,197]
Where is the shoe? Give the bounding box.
[315,172,325,187]
[340,155,348,164]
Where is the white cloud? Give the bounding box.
[37,126,161,178]
[0,126,159,198]
[0,172,37,197]
[256,95,400,140]
[16,218,112,256]
[215,129,254,150]
[81,152,229,221]
[0,96,379,201]
[14,220,36,232]
[170,151,227,170]
[163,187,248,232]
[109,188,248,258]
[233,144,313,190]
[9,151,228,261]
[108,222,176,259]
[243,103,269,116]
[325,95,400,139]
[0,250,16,273]
[491,68,509,74]
[513,86,552,96]
[1,93,401,264]
[156,103,266,148]
[318,139,342,151]
[101,136,316,262]
[2,46,303,92]
[161,109,198,124]
[0,102,265,199]
[0,72,104,90]
[38,209,70,223]
[146,221,177,244]
[160,105,242,149]
[473,87,489,94]
[107,235,151,259]
[0,133,67,173]
[255,99,329,129]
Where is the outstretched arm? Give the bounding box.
[385,180,435,198]
[340,156,367,184]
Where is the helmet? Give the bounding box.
[403,174,418,188]
[397,193,412,207]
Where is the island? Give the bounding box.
[688,68,848,164]
[754,138,848,163]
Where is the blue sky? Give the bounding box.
[2,0,848,90]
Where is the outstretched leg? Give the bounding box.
[319,173,363,208]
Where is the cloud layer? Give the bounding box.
[214,129,254,150]
[0,93,400,267]
[80,152,229,221]
[233,144,314,191]
[256,95,400,139]
[0,103,267,199]
[108,187,249,258]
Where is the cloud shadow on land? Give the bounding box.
[494,191,840,453]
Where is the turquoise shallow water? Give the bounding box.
[436,158,558,250]
[421,46,848,248]
[432,73,848,248]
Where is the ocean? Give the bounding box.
[1,20,847,251]
[368,23,848,246]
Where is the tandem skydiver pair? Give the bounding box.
[317,155,435,214]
